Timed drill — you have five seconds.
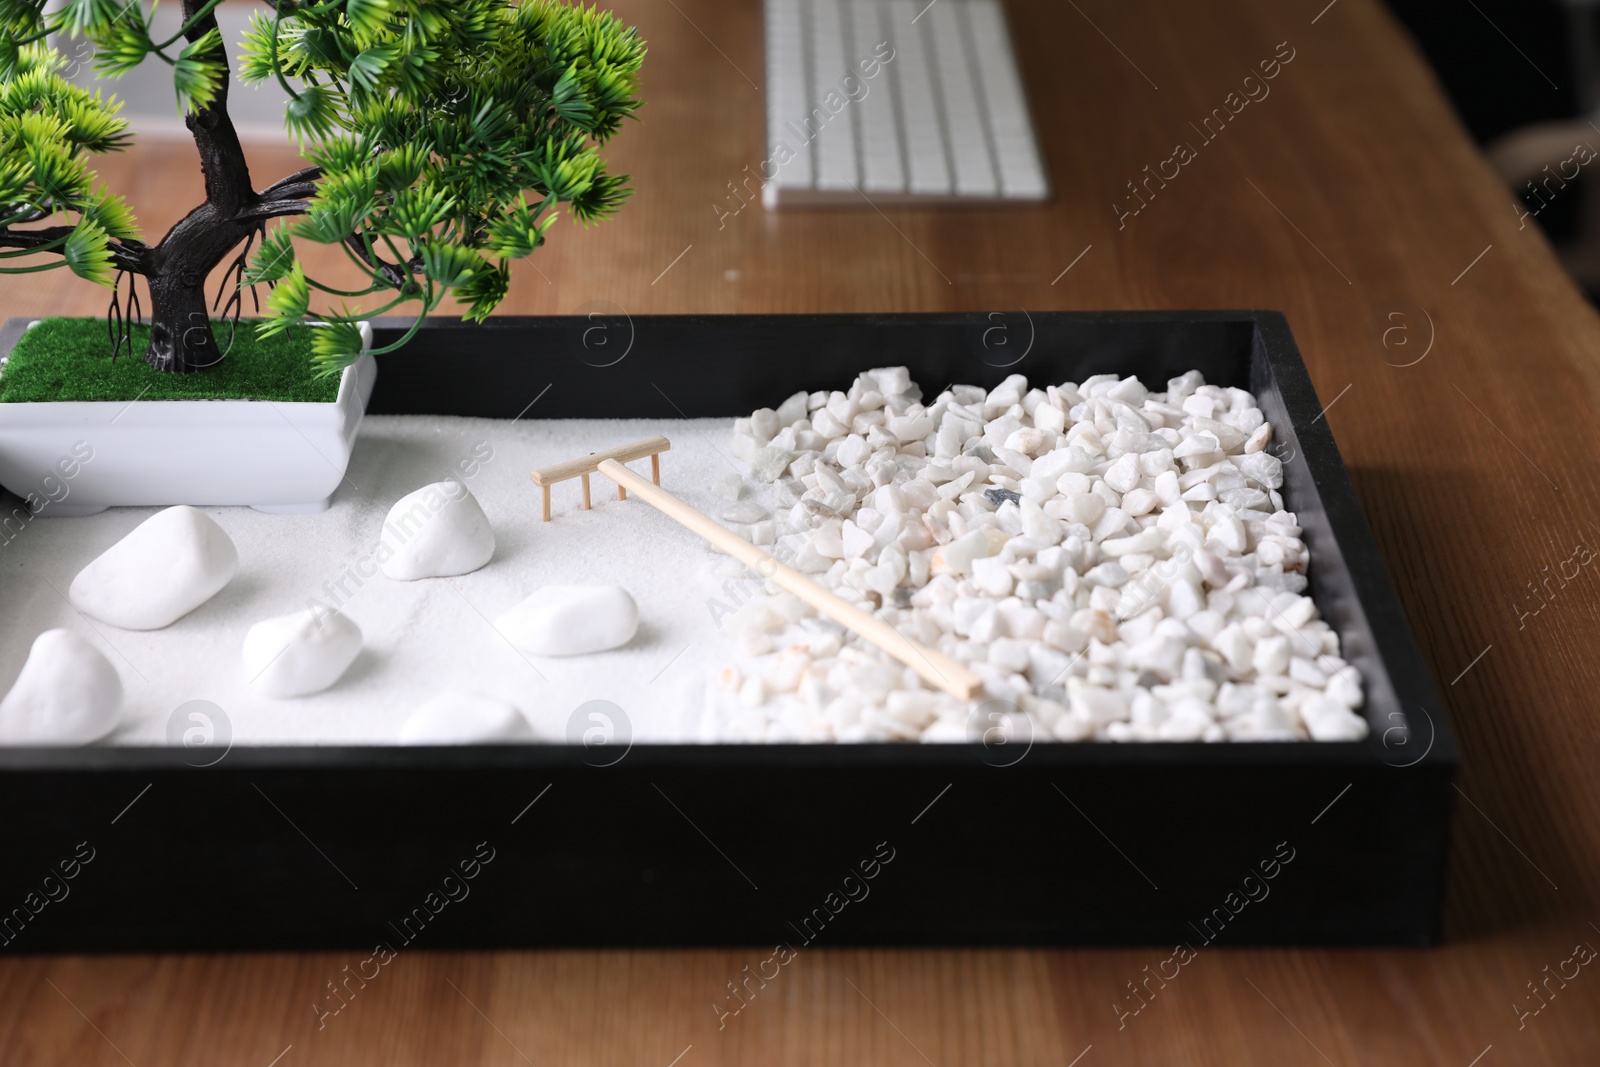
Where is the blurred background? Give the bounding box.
[50,0,1600,301]
[1387,0,1600,297]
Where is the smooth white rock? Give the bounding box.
[69,505,238,630]
[0,630,122,745]
[242,608,363,698]
[399,693,533,743]
[379,481,495,580]
[496,584,639,656]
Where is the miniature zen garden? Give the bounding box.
[0,0,1368,748]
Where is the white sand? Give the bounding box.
[0,415,743,745]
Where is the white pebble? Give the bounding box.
[750,447,794,482]
[400,693,532,743]
[1253,635,1291,676]
[380,481,495,581]
[942,528,994,575]
[69,505,238,629]
[1104,454,1141,494]
[971,556,1015,597]
[0,630,122,745]
[1301,697,1368,741]
[242,608,363,698]
[496,585,639,656]
[721,500,768,523]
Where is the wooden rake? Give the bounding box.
[530,436,981,700]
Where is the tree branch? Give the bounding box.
[0,227,149,273]
[260,166,322,196]
[345,233,412,290]
[261,181,319,202]
[233,199,313,222]
[0,225,73,247]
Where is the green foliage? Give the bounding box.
[308,319,368,376]
[78,183,137,239]
[260,263,311,336]
[62,215,112,285]
[172,26,225,113]
[240,0,646,375]
[0,0,645,379]
[456,259,509,322]
[486,195,556,258]
[284,83,343,142]
[244,226,297,286]
[90,4,153,78]
[0,41,134,289]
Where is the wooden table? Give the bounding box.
[6,0,1600,1062]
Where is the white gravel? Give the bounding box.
[702,368,1369,743]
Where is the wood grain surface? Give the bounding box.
[5,0,1600,1062]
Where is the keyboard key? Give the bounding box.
[808,0,860,190]
[887,0,951,195]
[850,0,905,193]
[764,0,814,202]
[927,0,998,197]
[964,0,1048,199]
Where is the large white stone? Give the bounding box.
[399,693,532,744]
[379,480,495,581]
[0,630,122,745]
[243,608,363,698]
[496,585,639,656]
[69,505,238,630]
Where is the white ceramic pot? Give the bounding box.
[0,320,376,516]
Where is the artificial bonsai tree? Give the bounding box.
[0,0,644,377]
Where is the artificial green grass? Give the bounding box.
[0,318,340,404]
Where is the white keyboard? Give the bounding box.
[763,0,1049,207]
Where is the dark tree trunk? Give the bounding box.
[142,0,259,373]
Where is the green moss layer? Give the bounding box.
[0,318,340,404]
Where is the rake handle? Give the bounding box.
[596,459,982,701]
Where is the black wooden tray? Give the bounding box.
[0,311,1455,951]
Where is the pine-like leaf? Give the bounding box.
[236,11,281,85]
[568,166,630,224]
[346,43,396,95]
[77,184,139,240]
[456,259,508,322]
[259,262,311,336]
[62,216,113,286]
[484,195,553,258]
[173,27,225,113]
[385,185,453,238]
[57,0,122,37]
[284,83,341,141]
[344,0,392,40]
[419,241,479,287]
[244,226,297,285]
[374,142,428,193]
[309,318,367,377]
[88,4,153,77]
